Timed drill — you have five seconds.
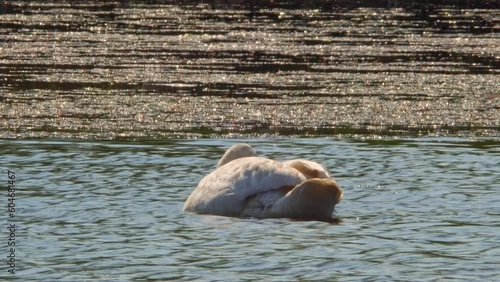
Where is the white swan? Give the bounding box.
[184,143,343,221]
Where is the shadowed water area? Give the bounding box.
[0,1,499,139]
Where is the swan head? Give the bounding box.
[217,143,257,168]
[274,178,343,221]
[283,159,330,179]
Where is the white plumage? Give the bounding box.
[184,143,342,221]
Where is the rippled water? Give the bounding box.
[1,1,499,138]
[1,138,499,281]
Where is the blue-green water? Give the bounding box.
[1,138,499,281]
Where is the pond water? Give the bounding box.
[1,1,499,280]
[1,138,499,281]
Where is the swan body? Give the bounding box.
[184,144,343,221]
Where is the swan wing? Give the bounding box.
[184,157,306,216]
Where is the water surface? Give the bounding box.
[1,138,499,280]
[1,1,499,138]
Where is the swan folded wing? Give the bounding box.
[184,157,306,216]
